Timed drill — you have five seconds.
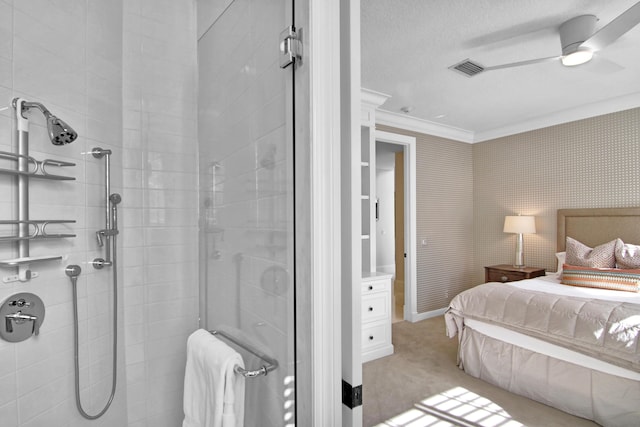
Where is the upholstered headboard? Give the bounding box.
[557,207,640,252]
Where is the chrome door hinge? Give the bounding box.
[280,26,302,69]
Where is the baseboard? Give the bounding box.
[362,344,394,363]
[408,307,447,322]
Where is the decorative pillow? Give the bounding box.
[615,240,640,269]
[561,264,640,293]
[565,237,618,268]
[555,252,566,278]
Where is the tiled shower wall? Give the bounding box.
[0,0,199,426]
[122,1,199,427]
[0,0,127,426]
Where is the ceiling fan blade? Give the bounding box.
[582,56,625,74]
[582,1,640,51]
[484,56,559,71]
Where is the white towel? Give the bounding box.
[183,329,245,427]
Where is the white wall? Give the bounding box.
[375,149,396,274]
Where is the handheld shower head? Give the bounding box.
[17,100,78,145]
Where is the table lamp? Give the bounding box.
[503,215,536,268]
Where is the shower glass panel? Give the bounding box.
[197,1,295,425]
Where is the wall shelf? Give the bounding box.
[0,220,76,242]
[1,99,77,283]
[0,151,75,180]
[0,255,63,267]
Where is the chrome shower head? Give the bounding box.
[109,193,122,205]
[46,114,78,145]
[18,100,78,145]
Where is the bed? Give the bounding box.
[445,208,640,427]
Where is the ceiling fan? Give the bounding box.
[450,1,640,77]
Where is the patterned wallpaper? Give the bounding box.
[473,107,640,284]
[380,106,640,314]
[377,125,474,314]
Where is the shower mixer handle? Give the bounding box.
[5,311,39,335]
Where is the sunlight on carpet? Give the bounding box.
[375,387,524,427]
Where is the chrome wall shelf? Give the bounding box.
[0,220,76,242]
[0,151,75,180]
[0,255,63,267]
[0,99,77,283]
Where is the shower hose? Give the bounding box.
[67,237,118,420]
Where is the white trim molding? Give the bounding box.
[374,92,640,144]
[374,130,418,324]
[413,307,448,322]
[376,109,474,143]
[474,91,640,142]
[361,87,391,109]
[308,0,342,425]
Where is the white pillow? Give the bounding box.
[555,251,566,278]
[615,241,640,269]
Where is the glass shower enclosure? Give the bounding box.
[197,0,296,425]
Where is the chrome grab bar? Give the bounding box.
[209,329,278,378]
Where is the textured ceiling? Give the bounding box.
[361,0,640,141]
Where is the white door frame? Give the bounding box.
[374,130,418,322]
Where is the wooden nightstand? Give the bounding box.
[485,264,546,283]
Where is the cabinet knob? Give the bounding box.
[368,307,373,312]
[368,285,373,290]
[369,335,374,341]
[501,275,508,282]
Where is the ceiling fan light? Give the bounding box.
[561,49,593,66]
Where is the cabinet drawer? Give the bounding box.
[362,322,389,350]
[362,279,388,295]
[362,294,388,322]
[487,269,525,283]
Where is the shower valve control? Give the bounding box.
[0,292,45,342]
[5,312,39,334]
[8,298,31,308]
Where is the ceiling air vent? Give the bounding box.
[449,59,485,77]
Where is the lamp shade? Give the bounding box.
[503,216,536,234]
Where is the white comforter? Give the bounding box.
[445,275,640,371]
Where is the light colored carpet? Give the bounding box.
[362,316,599,427]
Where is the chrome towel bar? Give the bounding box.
[209,329,278,378]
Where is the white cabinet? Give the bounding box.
[360,89,394,362]
[361,272,394,362]
[360,89,389,272]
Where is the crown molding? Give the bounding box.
[473,92,640,142]
[361,87,391,109]
[374,92,640,144]
[375,109,475,143]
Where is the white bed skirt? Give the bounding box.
[460,326,640,427]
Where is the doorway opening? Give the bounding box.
[375,142,404,322]
[374,130,416,322]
